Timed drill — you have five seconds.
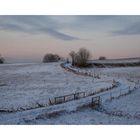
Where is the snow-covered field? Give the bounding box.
[0,62,140,124]
[0,62,112,112]
[102,88,140,120]
[101,67,140,82]
[82,66,140,82]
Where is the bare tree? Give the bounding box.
[77,48,91,66]
[69,51,76,66]
[69,48,91,67]
[0,54,5,64]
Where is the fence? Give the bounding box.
[2,84,138,124]
[49,92,87,105]
[50,82,136,107]
[100,85,135,103]
[49,81,118,106]
[91,96,101,108]
[59,63,139,108]
[89,85,135,109]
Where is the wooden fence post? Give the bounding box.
[54,97,56,104]
[73,94,75,100]
[84,92,86,97]
[120,89,122,96]
[74,93,76,100]
[110,92,112,100]
[64,96,66,102]
[49,98,52,105]
[91,96,101,108]
[91,98,93,106]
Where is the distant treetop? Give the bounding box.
[43,53,61,63]
[99,56,106,60]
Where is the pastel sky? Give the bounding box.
[0,15,140,63]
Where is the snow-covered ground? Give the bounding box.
[1,87,139,125]
[82,66,140,82]
[101,67,140,82]
[0,62,140,124]
[102,88,140,120]
[0,62,112,112]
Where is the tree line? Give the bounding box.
[1,48,106,66]
[43,48,106,67]
[42,48,92,67]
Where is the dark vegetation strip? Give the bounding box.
[90,62,140,68]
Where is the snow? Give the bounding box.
[0,85,136,124]
[0,62,113,112]
[35,107,140,125]
[101,67,140,81]
[1,87,138,124]
[0,62,140,124]
[102,88,140,118]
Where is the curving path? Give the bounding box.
[60,62,136,103]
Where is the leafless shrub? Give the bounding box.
[69,48,91,67]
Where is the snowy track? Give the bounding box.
[61,62,136,100]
